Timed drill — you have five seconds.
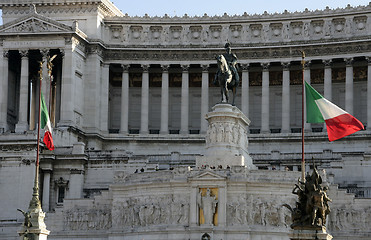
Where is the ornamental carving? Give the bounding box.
[227,194,292,227]
[64,207,112,230]
[2,18,65,33]
[112,195,189,228]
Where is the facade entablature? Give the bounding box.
[102,8,371,47]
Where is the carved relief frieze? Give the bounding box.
[209,25,222,39]
[112,194,189,228]
[2,18,64,33]
[311,20,324,35]
[333,18,345,33]
[169,26,182,40]
[230,25,242,39]
[227,194,293,227]
[328,207,371,232]
[270,23,282,38]
[130,26,143,41]
[150,26,162,40]
[250,24,262,39]
[190,26,202,40]
[110,25,123,41]
[354,16,367,31]
[64,206,112,230]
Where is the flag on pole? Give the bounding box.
[40,92,55,150]
[305,81,364,141]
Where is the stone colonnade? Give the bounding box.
[115,57,371,135]
[1,51,371,134]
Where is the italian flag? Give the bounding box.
[40,92,55,150]
[305,81,364,141]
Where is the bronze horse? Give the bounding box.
[214,54,238,105]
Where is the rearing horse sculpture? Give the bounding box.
[214,54,238,105]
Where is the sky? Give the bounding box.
[0,0,370,24]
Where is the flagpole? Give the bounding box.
[29,61,43,211]
[301,51,306,182]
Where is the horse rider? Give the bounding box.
[222,42,239,85]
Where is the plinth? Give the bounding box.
[196,104,254,169]
[290,226,333,240]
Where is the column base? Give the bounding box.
[290,226,332,240]
[18,228,50,240]
[15,122,29,133]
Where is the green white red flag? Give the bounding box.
[40,92,55,150]
[305,81,364,141]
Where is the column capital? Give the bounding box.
[141,64,149,72]
[201,64,209,72]
[181,64,190,72]
[240,63,249,71]
[40,49,49,58]
[261,62,270,71]
[59,49,65,58]
[102,62,110,68]
[366,56,371,64]
[19,50,28,58]
[281,62,290,70]
[303,61,311,69]
[161,64,169,72]
[2,50,9,58]
[323,59,332,68]
[121,64,130,72]
[344,58,354,66]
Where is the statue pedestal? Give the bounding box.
[197,104,254,169]
[290,226,333,240]
[18,200,50,240]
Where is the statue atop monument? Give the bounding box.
[285,166,332,229]
[214,43,239,105]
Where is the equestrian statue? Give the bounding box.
[214,43,240,105]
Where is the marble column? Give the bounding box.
[180,64,189,135]
[101,63,110,133]
[200,64,209,134]
[323,60,332,101]
[282,62,290,133]
[241,64,249,118]
[120,64,129,134]
[160,65,169,134]
[304,61,311,132]
[261,63,270,133]
[367,57,371,130]
[15,50,29,132]
[345,58,354,114]
[323,60,332,132]
[0,50,9,132]
[42,171,51,212]
[140,64,149,134]
[59,48,74,126]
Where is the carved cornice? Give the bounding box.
[102,40,370,62]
